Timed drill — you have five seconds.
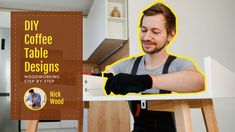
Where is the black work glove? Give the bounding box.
[103,73,114,78]
[104,73,152,95]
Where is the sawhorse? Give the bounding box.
[148,99,219,132]
[26,99,218,132]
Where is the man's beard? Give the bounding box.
[142,42,167,54]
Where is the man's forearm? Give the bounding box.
[150,70,205,93]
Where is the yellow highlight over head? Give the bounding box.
[102,1,207,96]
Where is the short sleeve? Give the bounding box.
[173,58,195,72]
[108,58,136,75]
[37,94,41,102]
[26,95,30,101]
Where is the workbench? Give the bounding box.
[27,57,235,132]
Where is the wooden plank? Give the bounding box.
[148,100,174,112]
[173,100,193,132]
[88,101,130,132]
[148,99,202,112]
[26,120,38,132]
[188,99,202,108]
[201,99,219,132]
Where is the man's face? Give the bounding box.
[30,92,35,97]
[140,14,174,54]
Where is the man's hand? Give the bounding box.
[104,73,152,95]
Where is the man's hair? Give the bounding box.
[140,3,176,35]
[29,89,34,93]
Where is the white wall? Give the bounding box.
[0,11,10,28]
[128,0,235,131]
[83,17,89,60]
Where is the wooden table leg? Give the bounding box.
[201,99,219,132]
[79,119,83,132]
[26,120,39,132]
[173,100,193,132]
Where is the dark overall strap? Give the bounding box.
[159,55,177,93]
[130,55,176,88]
[131,56,143,75]
[131,55,176,75]
[128,56,143,116]
[129,55,176,117]
[129,55,177,132]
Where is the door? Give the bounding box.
[0,27,10,93]
[0,27,19,132]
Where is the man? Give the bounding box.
[26,89,41,109]
[104,2,205,132]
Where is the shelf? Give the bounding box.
[108,0,127,18]
[83,0,127,61]
[107,0,127,39]
[107,20,127,39]
[108,16,126,21]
